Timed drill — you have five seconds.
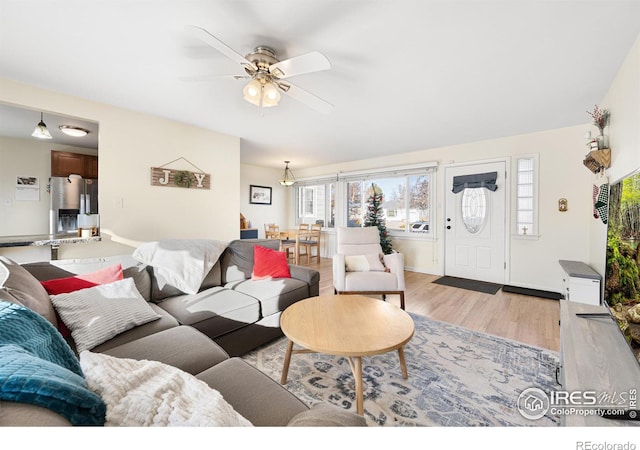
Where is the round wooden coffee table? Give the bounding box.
[280,294,414,415]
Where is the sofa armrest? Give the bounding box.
[383,252,405,290]
[287,402,367,426]
[332,254,346,292]
[288,265,320,297]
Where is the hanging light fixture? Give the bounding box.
[32,112,52,139]
[59,125,90,137]
[279,161,296,186]
[242,73,281,108]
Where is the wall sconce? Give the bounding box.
[558,198,568,212]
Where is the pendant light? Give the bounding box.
[32,112,52,139]
[279,161,296,186]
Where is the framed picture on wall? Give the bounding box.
[250,185,272,205]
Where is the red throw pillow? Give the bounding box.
[41,264,124,336]
[252,245,291,280]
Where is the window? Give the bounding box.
[295,182,335,227]
[343,168,435,236]
[514,156,537,236]
[295,163,436,235]
[299,186,316,217]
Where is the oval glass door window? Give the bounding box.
[461,188,487,234]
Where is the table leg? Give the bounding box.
[281,339,294,384]
[398,346,408,379]
[294,237,300,265]
[352,356,364,415]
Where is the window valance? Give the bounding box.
[452,172,498,193]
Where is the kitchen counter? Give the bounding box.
[0,234,101,259]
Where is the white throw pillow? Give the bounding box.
[50,278,160,353]
[345,253,386,272]
[132,239,228,294]
[79,351,253,427]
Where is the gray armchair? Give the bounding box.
[332,226,406,309]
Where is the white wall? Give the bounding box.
[588,32,640,277]
[0,78,240,262]
[296,125,594,293]
[0,135,97,236]
[240,164,289,238]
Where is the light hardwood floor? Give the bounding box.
[298,257,560,352]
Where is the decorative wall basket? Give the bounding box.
[583,148,611,174]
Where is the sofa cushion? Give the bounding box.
[344,270,399,291]
[221,239,280,284]
[79,351,252,426]
[147,261,222,303]
[0,288,22,306]
[196,357,308,426]
[252,245,291,280]
[103,325,229,375]
[123,263,152,302]
[50,278,161,353]
[226,278,310,317]
[0,256,57,327]
[157,287,261,340]
[345,253,386,272]
[18,262,75,281]
[132,239,227,295]
[200,260,222,290]
[147,266,185,302]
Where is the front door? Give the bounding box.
[444,161,507,284]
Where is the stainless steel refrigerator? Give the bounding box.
[49,176,99,234]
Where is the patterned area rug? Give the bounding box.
[241,313,560,427]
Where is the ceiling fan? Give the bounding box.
[185,25,333,114]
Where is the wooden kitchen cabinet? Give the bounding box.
[51,151,98,178]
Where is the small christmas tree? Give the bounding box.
[364,183,393,254]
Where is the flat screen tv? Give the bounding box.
[604,168,640,364]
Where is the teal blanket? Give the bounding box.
[0,301,106,426]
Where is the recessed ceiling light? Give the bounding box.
[59,125,90,137]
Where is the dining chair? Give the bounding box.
[265,223,280,239]
[299,223,321,264]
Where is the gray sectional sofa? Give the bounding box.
[0,239,366,427]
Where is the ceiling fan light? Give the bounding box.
[261,82,281,107]
[243,79,262,106]
[31,112,52,140]
[59,125,90,137]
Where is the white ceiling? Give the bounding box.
[1,0,639,170]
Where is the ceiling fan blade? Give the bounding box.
[179,74,250,82]
[185,25,257,71]
[269,51,331,79]
[277,81,333,114]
